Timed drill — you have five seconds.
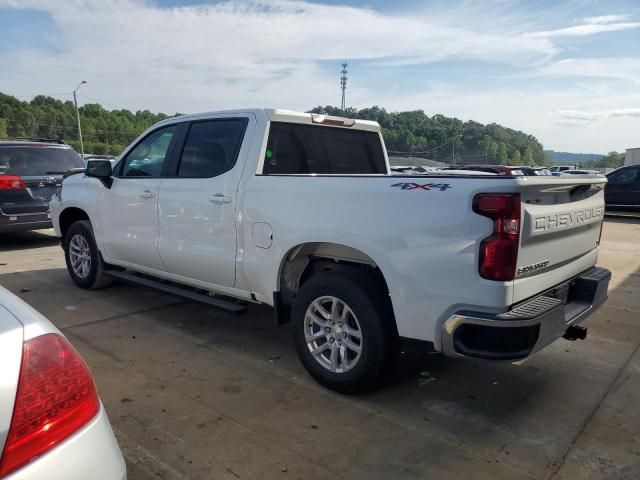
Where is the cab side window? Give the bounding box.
[177,119,247,178]
[121,126,176,177]
[608,168,639,184]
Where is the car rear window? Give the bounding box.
[0,146,84,177]
[263,122,386,175]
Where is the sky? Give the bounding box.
[0,0,639,153]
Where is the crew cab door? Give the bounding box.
[606,166,640,206]
[157,115,253,287]
[99,125,178,270]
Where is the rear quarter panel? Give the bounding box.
[238,175,520,344]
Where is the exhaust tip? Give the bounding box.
[563,325,588,341]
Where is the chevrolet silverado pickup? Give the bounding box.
[50,109,611,393]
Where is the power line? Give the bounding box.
[77,93,128,111]
[10,92,73,99]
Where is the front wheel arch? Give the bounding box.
[63,220,112,290]
[59,207,91,240]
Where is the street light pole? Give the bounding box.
[73,81,87,159]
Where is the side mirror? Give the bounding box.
[86,160,113,188]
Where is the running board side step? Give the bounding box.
[104,270,247,314]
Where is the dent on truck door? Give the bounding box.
[157,117,251,288]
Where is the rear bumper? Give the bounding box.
[441,266,611,361]
[7,406,126,480]
[0,210,52,233]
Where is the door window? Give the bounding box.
[121,126,176,177]
[608,168,639,184]
[177,119,247,178]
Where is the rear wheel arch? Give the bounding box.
[276,242,396,329]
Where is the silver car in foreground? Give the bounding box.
[0,286,125,479]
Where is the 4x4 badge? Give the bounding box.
[391,182,451,191]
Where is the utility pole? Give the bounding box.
[73,80,87,159]
[452,139,455,164]
[340,62,348,114]
[452,134,461,164]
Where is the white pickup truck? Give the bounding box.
[50,109,611,393]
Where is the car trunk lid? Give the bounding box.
[0,145,82,215]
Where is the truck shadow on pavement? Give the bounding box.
[0,229,60,252]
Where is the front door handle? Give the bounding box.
[209,194,232,204]
[140,190,156,199]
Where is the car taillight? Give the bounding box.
[0,333,100,478]
[473,193,521,281]
[0,175,26,190]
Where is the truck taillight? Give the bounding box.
[0,175,26,190]
[473,193,521,281]
[0,334,100,478]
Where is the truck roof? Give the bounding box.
[160,108,381,132]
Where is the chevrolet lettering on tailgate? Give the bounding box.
[534,206,604,232]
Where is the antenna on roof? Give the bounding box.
[340,61,348,115]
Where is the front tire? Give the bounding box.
[292,270,398,393]
[64,220,112,289]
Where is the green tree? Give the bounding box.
[0,117,7,138]
[512,149,521,164]
[483,136,498,163]
[523,146,534,165]
[498,142,508,165]
[594,151,625,168]
[1,92,552,165]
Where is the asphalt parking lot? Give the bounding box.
[1,218,639,480]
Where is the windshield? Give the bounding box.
[0,146,84,177]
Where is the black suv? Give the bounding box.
[0,140,84,233]
[605,165,640,210]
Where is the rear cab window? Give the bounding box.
[0,146,84,177]
[262,122,387,175]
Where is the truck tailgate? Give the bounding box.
[513,176,607,303]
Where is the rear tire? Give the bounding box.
[63,220,112,290]
[292,269,398,393]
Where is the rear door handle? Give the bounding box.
[140,190,156,199]
[209,194,232,204]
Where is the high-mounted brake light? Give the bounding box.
[310,114,355,127]
[473,193,521,281]
[0,334,100,478]
[0,175,26,190]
